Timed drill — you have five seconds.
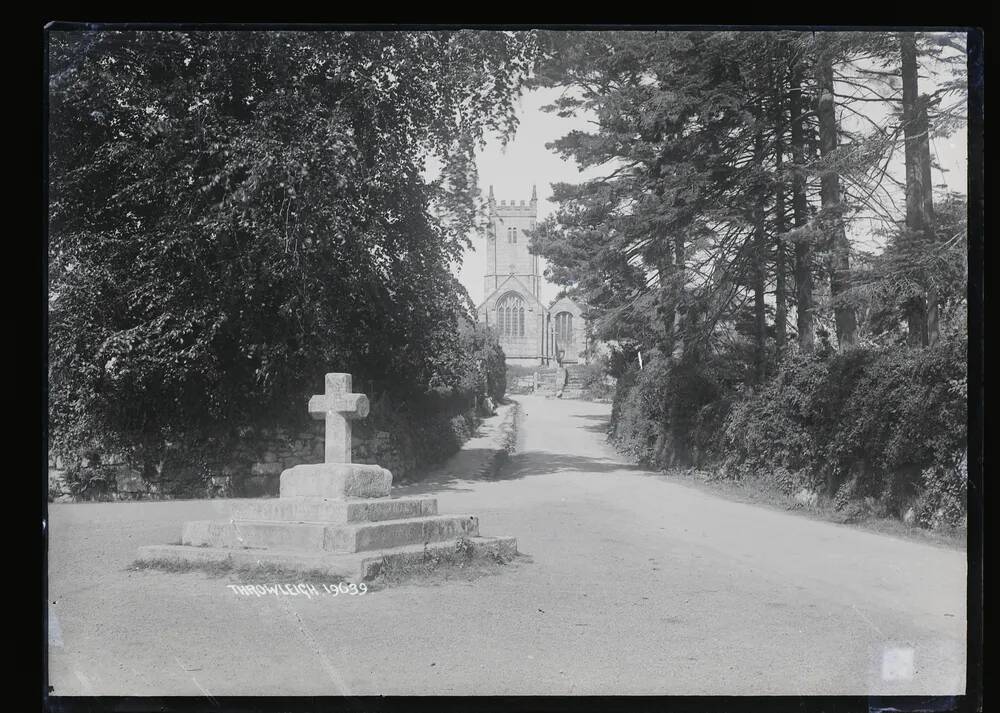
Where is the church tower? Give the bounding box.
[484,185,540,300]
[477,184,586,366]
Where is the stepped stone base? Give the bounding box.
[229,495,438,524]
[138,536,518,581]
[138,464,516,580]
[180,513,480,554]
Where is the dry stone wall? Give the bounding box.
[48,406,473,502]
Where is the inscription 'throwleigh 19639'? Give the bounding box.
[228,582,367,598]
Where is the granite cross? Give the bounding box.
[308,373,370,464]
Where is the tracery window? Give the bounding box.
[555,311,573,346]
[496,293,526,337]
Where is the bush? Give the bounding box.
[609,351,720,468]
[610,355,667,466]
[605,333,967,529]
[578,359,614,400]
[462,320,506,404]
[720,336,967,524]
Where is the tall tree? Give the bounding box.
[772,58,789,355]
[787,60,816,354]
[750,125,769,383]
[899,31,937,346]
[815,42,858,349]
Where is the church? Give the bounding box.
[476,186,586,366]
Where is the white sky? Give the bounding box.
[450,41,968,305]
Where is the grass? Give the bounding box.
[659,468,967,550]
[128,539,530,590]
[364,541,529,590]
[127,557,347,585]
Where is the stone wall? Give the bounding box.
[48,405,473,502]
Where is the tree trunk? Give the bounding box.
[900,31,937,346]
[773,69,788,355]
[671,232,686,362]
[751,129,768,383]
[922,93,940,345]
[816,52,857,349]
[789,65,815,354]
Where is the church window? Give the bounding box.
[496,293,526,337]
[555,311,573,346]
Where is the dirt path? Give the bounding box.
[47,395,966,696]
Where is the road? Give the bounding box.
[47,395,966,696]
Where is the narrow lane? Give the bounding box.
[48,394,966,695]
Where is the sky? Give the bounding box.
[451,38,969,306]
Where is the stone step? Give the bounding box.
[137,535,518,581]
[337,514,480,553]
[229,496,438,524]
[357,536,517,580]
[181,514,480,554]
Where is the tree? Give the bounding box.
[899,31,937,346]
[787,51,817,354]
[815,40,858,349]
[48,30,538,456]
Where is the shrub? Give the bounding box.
[606,333,967,528]
[578,359,614,400]
[719,335,967,524]
[609,351,720,468]
[609,355,667,466]
[915,455,967,528]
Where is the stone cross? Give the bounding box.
[308,373,370,464]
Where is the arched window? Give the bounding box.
[507,227,517,243]
[496,293,526,337]
[555,312,573,346]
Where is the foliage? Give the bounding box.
[720,335,967,523]
[610,357,666,466]
[48,30,535,464]
[610,351,722,467]
[61,461,119,501]
[609,332,967,528]
[456,319,507,406]
[845,192,969,343]
[577,359,614,400]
